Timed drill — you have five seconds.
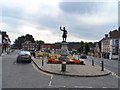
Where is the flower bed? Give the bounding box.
[47,57,85,65]
[45,53,85,65]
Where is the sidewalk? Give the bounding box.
[88,56,119,61]
[32,57,111,77]
[0,49,15,57]
[0,52,7,57]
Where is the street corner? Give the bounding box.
[32,58,111,77]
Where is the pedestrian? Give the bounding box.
[33,52,36,58]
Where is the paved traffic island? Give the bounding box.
[32,57,111,77]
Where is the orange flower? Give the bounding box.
[56,60,61,63]
[74,59,80,63]
[48,58,51,61]
[51,59,55,63]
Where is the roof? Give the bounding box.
[109,29,120,39]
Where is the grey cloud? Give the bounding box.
[118,1,120,26]
[69,21,118,41]
[59,2,104,14]
[2,7,24,20]
[2,6,27,31]
[1,2,117,42]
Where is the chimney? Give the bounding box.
[118,26,120,31]
[105,34,108,38]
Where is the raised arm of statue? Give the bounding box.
[60,26,63,31]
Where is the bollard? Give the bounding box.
[42,58,44,66]
[78,53,79,60]
[92,59,94,66]
[101,61,104,71]
[61,61,66,72]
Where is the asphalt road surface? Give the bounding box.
[2,51,119,88]
[87,56,119,76]
[2,50,51,88]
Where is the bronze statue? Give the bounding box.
[60,26,68,41]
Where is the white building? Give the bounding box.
[0,31,2,55]
[109,39,119,59]
[101,29,120,60]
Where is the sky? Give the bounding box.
[0,0,119,44]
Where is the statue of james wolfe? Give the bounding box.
[60,26,68,42]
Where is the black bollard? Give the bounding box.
[42,58,44,66]
[78,53,79,60]
[92,59,94,66]
[101,61,104,71]
[61,61,66,72]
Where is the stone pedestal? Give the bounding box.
[61,41,69,56]
[60,41,69,72]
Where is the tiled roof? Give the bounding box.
[109,29,120,38]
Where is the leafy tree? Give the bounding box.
[77,41,92,54]
[14,36,25,49]
[14,34,35,49]
[35,40,44,50]
[84,43,90,54]
[25,34,35,43]
[77,41,84,53]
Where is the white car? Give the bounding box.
[17,51,32,63]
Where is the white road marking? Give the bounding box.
[51,75,53,79]
[48,74,54,86]
[48,81,52,86]
[104,68,118,78]
[32,63,53,76]
[75,86,93,88]
[49,85,66,87]
[32,62,54,87]
[102,87,107,88]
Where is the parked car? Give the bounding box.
[17,51,32,63]
[80,54,87,59]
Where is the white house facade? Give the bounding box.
[101,28,120,60]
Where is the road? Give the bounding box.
[2,50,51,88]
[0,56,2,89]
[2,51,119,88]
[87,56,119,76]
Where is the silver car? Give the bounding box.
[17,51,32,63]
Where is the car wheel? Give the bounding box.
[28,60,31,63]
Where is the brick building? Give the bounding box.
[41,43,52,49]
[101,29,120,60]
[94,42,101,58]
[22,41,37,51]
[101,34,110,59]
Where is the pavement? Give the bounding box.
[32,57,111,77]
[0,49,15,57]
[1,52,7,57]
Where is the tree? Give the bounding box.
[14,34,35,49]
[25,34,35,43]
[77,41,91,54]
[35,40,44,50]
[77,41,85,53]
[118,26,120,30]
[14,36,25,49]
[84,43,90,55]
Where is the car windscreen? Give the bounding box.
[19,51,30,55]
